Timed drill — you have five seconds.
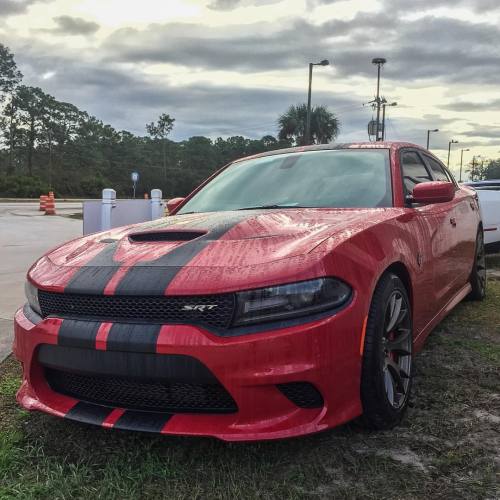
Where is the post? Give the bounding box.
[459,149,464,182]
[471,156,476,181]
[305,63,313,146]
[101,188,116,231]
[447,142,452,167]
[426,130,430,150]
[381,103,386,141]
[150,189,163,220]
[375,64,381,141]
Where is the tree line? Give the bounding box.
[0,44,341,198]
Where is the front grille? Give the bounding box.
[38,290,235,328]
[45,368,238,413]
[277,382,324,408]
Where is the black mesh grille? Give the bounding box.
[38,291,235,328]
[277,382,324,408]
[45,368,238,413]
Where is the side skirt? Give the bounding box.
[413,282,472,352]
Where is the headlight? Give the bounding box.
[25,281,41,316]
[233,278,351,326]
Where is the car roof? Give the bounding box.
[234,141,426,163]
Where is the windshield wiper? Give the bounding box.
[237,204,305,211]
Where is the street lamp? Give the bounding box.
[459,148,470,182]
[447,139,458,167]
[305,59,330,145]
[426,129,439,150]
[381,101,397,140]
[372,58,387,141]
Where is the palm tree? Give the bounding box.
[278,104,340,146]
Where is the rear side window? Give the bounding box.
[401,152,432,192]
[424,155,451,182]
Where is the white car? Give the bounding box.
[464,180,500,250]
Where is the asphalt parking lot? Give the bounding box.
[0,202,82,361]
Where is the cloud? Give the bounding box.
[386,0,500,12]
[100,13,500,88]
[48,16,100,35]
[440,99,500,112]
[461,125,500,139]
[0,0,51,16]
[207,0,282,10]
[15,47,363,139]
[207,0,240,9]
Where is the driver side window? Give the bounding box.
[401,151,432,193]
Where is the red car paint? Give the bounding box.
[14,142,481,440]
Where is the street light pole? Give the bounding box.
[381,101,397,141]
[426,129,439,150]
[447,139,458,167]
[459,148,470,182]
[372,58,386,142]
[305,59,329,145]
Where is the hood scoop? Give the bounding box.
[129,230,206,243]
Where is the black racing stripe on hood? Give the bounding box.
[114,212,248,295]
[106,323,161,353]
[64,242,120,295]
[58,319,101,349]
[113,410,171,432]
[65,401,114,425]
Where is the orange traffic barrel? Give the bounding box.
[39,195,48,211]
[45,197,56,215]
[144,193,149,199]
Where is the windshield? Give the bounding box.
[178,149,392,214]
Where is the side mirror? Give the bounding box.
[166,197,185,214]
[411,181,455,204]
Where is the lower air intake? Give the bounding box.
[45,368,238,414]
[277,382,324,408]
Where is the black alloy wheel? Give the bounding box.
[360,273,413,430]
[468,228,487,301]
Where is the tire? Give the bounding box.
[360,273,413,430]
[468,228,487,301]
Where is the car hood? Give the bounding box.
[46,208,401,267]
[31,208,404,295]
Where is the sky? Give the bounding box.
[1,0,500,177]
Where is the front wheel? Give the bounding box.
[468,228,486,301]
[360,273,413,430]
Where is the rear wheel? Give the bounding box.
[468,229,486,301]
[360,273,413,430]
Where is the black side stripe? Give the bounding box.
[65,401,114,425]
[106,323,162,353]
[58,319,101,349]
[64,242,120,294]
[113,410,172,433]
[115,214,245,295]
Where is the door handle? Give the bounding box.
[450,217,457,227]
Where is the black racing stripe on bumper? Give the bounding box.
[65,401,114,425]
[113,410,172,432]
[114,213,247,295]
[106,323,162,353]
[58,319,101,349]
[64,243,119,295]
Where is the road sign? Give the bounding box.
[131,171,139,182]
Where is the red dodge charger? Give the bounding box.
[14,142,486,440]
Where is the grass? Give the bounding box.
[0,283,499,499]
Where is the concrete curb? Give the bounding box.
[0,319,13,363]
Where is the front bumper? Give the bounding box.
[13,301,364,441]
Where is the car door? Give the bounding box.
[421,153,476,288]
[400,149,457,310]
